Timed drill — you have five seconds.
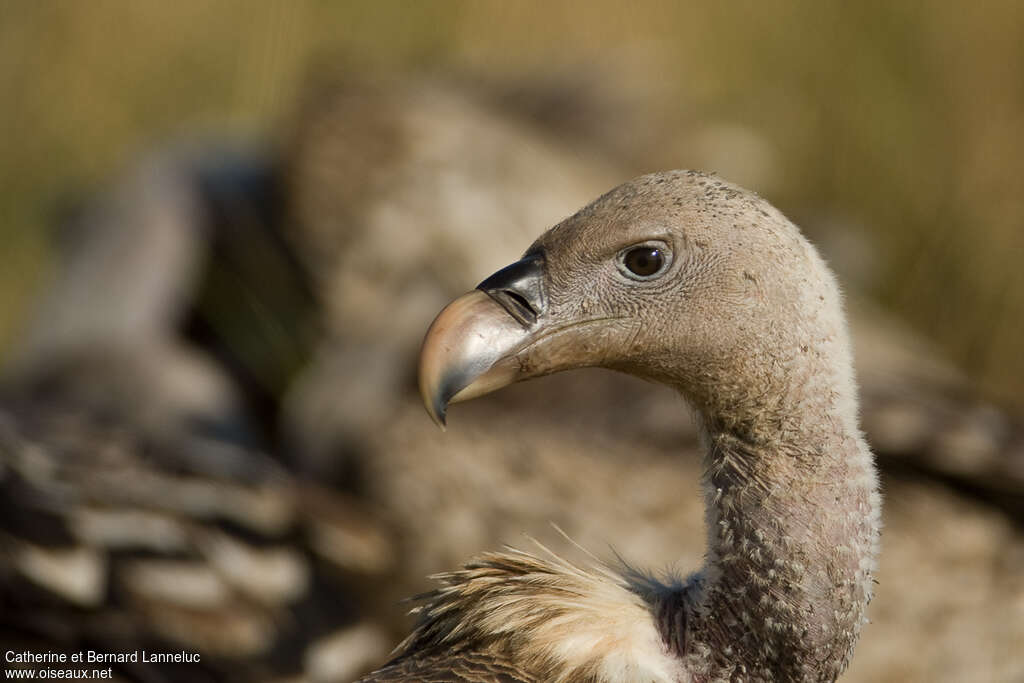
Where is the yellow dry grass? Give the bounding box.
[1,1,1022,405]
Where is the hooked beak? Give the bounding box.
[419,254,546,427]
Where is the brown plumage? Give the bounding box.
[0,147,393,683]
[364,649,533,682]
[363,170,881,681]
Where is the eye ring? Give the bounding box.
[617,242,671,281]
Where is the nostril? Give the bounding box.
[476,253,546,326]
[504,290,535,316]
[498,290,537,326]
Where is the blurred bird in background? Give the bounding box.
[1,3,1023,682]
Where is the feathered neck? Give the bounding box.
[676,402,881,681]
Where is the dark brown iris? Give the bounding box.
[623,246,664,277]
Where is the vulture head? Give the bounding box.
[388,170,878,682]
[421,169,855,441]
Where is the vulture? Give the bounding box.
[362,170,881,682]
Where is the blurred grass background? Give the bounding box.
[2,1,1022,408]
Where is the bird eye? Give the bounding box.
[621,245,666,279]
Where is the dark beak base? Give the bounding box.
[476,252,546,326]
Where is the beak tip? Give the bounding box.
[420,371,450,429]
[420,389,446,429]
[431,402,448,430]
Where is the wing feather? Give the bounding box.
[358,650,536,683]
